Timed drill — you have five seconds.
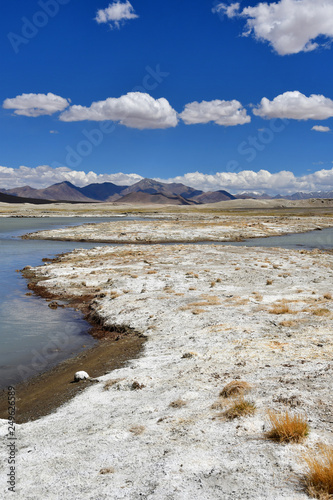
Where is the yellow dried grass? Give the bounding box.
[265,410,309,443]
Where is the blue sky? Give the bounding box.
[1,0,333,194]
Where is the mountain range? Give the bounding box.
[0,179,333,205]
[0,179,236,205]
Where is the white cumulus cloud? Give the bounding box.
[95,1,138,29]
[154,168,333,195]
[0,165,143,190]
[253,91,333,120]
[179,99,251,126]
[3,93,70,117]
[2,165,333,195]
[213,0,333,55]
[59,92,178,129]
[312,125,331,132]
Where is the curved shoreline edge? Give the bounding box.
[0,259,146,424]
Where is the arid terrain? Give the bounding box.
[1,205,333,499]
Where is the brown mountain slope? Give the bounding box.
[120,178,203,199]
[192,190,236,203]
[114,191,197,205]
[0,192,54,204]
[6,182,95,202]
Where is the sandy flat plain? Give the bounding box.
[1,204,333,499]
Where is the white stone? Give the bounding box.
[73,370,90,381]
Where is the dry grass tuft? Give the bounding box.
[131,381,145,390]
[222,398,256,420]
[312,308,331,317]
[323,293,332,300]
[265,410,309,443]
[279,320,297,327]
[181,352,196,358]
[266,279,273,285]
[129,425,145,435]
[99,467,115,474]
[302,445,333,499]
[269,303,294,315]
[169,399,187,408]
[103,378,123,390]
[220,380,252,398]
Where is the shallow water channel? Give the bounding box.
[0,217,134,389]
[1,217,333,389]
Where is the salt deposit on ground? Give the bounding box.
[1,237,333,499]
[22,215,333,243]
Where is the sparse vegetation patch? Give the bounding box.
[265,410,309,443]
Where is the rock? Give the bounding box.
[73,371,90,382]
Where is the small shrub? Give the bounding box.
[222,398,256,420]
[220,380,252,398]
[324,293,332,300]
[302,445,333,499]
[266,279,273,285]
[265,410,309,443]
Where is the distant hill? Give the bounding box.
[235,192,273,200]
[274,191,333,200]
[2,178,333,205]
[192,190,236,203]
[0,192,54,204]
[77,182,128,201]
[114,191,198,205]
[0,178,212,205]
[4,181,95,202]
[119,178,203,199]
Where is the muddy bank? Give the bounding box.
[0,263,146,424]
[0,334,145,424]
[1,242,333,498]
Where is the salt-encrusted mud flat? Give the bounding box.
[22,214,333,243]
[1,240,333,499]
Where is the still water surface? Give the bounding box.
[0,217,128,389]
[1,217,333,389]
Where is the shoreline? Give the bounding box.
[2,212,333,425]
[0,261,146,424]
[2,239,333,498]
[19,224,332,245]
